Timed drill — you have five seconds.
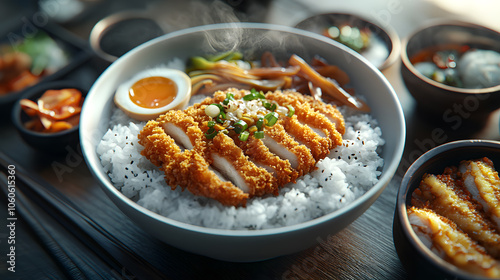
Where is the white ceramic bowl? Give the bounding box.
[80,23,405,262]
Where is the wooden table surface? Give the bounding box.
[1,0,499,279]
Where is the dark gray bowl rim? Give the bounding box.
[396,139,500,279]
[401,19,500,94]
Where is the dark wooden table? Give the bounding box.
[1,0,499,279]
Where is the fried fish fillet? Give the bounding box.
[412,172,500,259]
[459,158,500,232]
[408,207,500,278]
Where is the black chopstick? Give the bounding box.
[0,152,166,280]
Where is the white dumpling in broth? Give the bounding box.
[458,49,500,88]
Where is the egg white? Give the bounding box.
[114,68,191,121]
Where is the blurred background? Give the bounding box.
[2,0,499,41]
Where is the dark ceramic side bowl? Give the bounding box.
[393,140,500,280]
[401,20,500,120]
[12,81,86,154]
[0,19,92,115]
[295,12,400,70]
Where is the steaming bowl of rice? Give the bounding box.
[80,23,405,262]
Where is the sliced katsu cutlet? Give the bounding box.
[184,90,312,184]
[138,88,344,206]
[265,90,344,144]
[233,136,298,187]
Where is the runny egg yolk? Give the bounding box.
[129,76,177,108]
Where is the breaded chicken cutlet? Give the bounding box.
[138,88,344,206]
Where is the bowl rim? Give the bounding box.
[401,19,500,94]
[89,9,167,63]
[396,139,500,279]
[295,11,401,70]
[12,80,85,137]
[81,22,406,237]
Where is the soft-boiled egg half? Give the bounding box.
[114,68,192,121]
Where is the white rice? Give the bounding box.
[97,103,384,230]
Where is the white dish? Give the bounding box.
[80,23,405,262]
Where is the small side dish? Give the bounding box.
[19,88,83,133]
[409,157,500,278]
[295,13,400,70]
[322,24,371,53]
[0,31,69,95]
[411,45,500,88]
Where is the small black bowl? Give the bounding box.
[393,140,500,280]
[0,18,92,115]
[12,81,87,154]
[401,20,500,122]
[295,12,400,70]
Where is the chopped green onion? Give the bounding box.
[254,131,264,139]
[207,121,216,128]
[233,120,248,134]
[286,105,295,117]
[250,88,266,99]
[243,93,258,101]
[223,92,235,105]
[263,101,277,111]
[256,117,264,130]
[216,111,226,124]
[205,127,218,139]
[239,131,250,141]
[264,112,279,126]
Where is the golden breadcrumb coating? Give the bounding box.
[234,136,299,187]
[264,120,317,176]
[139,116,250,206]
[298,92,346,135]
[282,115,331,160]
[138,88,343,206]
[209,133,278,197]
[265,90,343,147]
